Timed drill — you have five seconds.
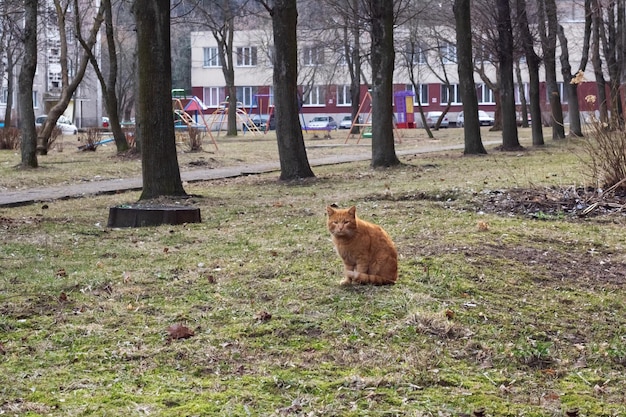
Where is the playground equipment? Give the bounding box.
[171,89,218,150]
[249,94,275,134]
[394,90,415,128]
[344,90,402,144]
[208,98,261,136]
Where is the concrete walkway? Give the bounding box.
[0,142,486,207]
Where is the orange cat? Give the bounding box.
[326,205,398,285]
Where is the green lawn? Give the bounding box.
[1,138,625,416]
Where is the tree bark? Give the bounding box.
[497,0,521,150]
[516,0,544,145]
[77,0,129,152]
[270,0,315,180]
[591,0,609,123]
[133,0,187,199]
[19,0,38,168]
[368,0,400,167]
[557,24,583,137]
[538,0,566,140]
[454,0,487,154]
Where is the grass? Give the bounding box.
[1,128,625,416]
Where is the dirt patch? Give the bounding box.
[474,186,626,219]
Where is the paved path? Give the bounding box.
[0,142,488,207]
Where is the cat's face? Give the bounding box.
[326,206,357,237]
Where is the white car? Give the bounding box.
[307,116,338,130]
[35,115,78,135]
[456,110,495,127]
[424,111,449,128]
[339,115,363,129]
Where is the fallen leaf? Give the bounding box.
[255,311,272,322]
[58,292,68,303]
[0,342,6,355]
[167,324,195,340]
[56,268,67,278]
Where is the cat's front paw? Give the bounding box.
[339,277,352,286]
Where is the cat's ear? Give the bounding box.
[348,206,357,216]
[326,206,335,216]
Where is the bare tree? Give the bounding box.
[191,0,250,136]
[515,0,544,145]
[37,0,105,154]
[133,0,187,199]
[76,0,129,152]
[537,0,566,140]
[19,0,39,168]
[1,0,25,130]
[367,0,400,167]
[496,0,521,150]
[257,0,314,180]
[454,0,487,154]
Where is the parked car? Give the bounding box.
[102,117,110,128]
[339,115,362,129]
[456,110,495,127]
[424,111,449,128]
[307,116,338,130]
[35,115,78,135]
[252,114,276,131]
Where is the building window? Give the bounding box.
[478,84,495,104]
[303,86,325,106]
[237,86,257,107]
[203,47,221,67]
[33,91,39,109]
[0,88,7,104]
[406,44,427,65]
[236,47,257,67]
[337,85,351,106]
[302,46,324,66]
[203,87,223,107]
[441,84,462,104]
[441,41,457,64]
[406,84,428,106]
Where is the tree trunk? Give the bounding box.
[38,0,105,154]
[516,0,544,145]
[224,21,238,136]
[592,0,609,123]
[78,0,128,152]
[270,0,315,180]
[4,51,15,129]
[539,0,566,140]
[133,0,187,199]
[497,0,521,150]
[515,62,530,128]
[19,0,38,168]
[557,24,583,137]
[369,0,400,167]
[454,0,487,154]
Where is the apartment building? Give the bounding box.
[0,0,102,129]
[189,4,598,126]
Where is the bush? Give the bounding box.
[78,128,101,151]
[582,108,626,192]
[186,127,203,152]
[0,127,20,150]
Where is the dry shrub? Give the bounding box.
[187,127,203,152]
[79,128,101,151]
[582,107,626,191]
[0,127,20,150]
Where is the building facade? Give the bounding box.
[190,4,599,127]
